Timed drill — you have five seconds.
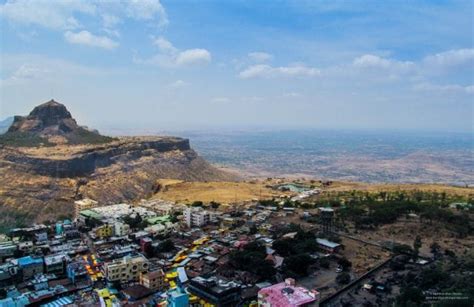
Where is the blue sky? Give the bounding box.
[1,0,473,133]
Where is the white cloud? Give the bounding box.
[0,0,95,30]
[353,54,414,72]
[169,80,188,88]
[2,54,105,87]
[126,0,168,27]
[64,31,118,50]
[239,64,319,79]
[248,52,273,62]
[152,36,178,53]
[136,37,211,67]
[211,97,231,103]
[423,49,474,68]
[176,49,211,66]
[413,82,474,94]
[353,54,391,68]
[5,64,49,85]
[283,92,302,98]
[241,96,264,103]
[102,13,120,28]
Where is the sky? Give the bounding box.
[0,0,473,133]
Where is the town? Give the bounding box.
[0,181,471,306]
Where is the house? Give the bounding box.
[74,198,98,219]
[44,254,68,275]
[122,284,153,302]
[187,276,242,307]
[316,238,341,253]
[140,269,166,291]
[104,254,149,283]
[113,222,130,237]
[167,287,189,307]
[258,278,320,307]
[17,256,44,280]
[95,224,113,239]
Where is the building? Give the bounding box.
[44,254,68,275]
[74,198,98,219]
[139,269,166,291]
[167,287,189,307]
[17,256,44,280]
[114,222,130,237]
[0,262,19,286]
[319,208,334,233]
[258,279,320,307]
[67,261,88,284]
[78,209,103,224]
[0,241,17,259]
[144,222,177,236]
[316,238,341,253]
[95,224,113,239]
[104,254,149,283]
[188,276,242,307]
[184,207,217,228]
[34,232,48,243]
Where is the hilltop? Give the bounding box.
[0,101,238,230]
[1,100,115,146]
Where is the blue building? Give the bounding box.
[167,287,189,307]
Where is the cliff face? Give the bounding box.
[0,101,239,231]
[3,137,191,177]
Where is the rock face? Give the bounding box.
[3,99,114,145]
[9,100,75,133]
[4,137,191,177]
[0,101,239,231]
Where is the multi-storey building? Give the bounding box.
[184,207,217,227]
[140,269,166,291]
[74,198,98,219]
[104,254,149,283]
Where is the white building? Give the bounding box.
[184,207,217,227]
[113,222,131,237]
[144,222,177,236]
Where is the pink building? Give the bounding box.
[258,279,320,307]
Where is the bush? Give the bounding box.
[336,272,351,284]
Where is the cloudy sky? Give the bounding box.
[1,0,473,133]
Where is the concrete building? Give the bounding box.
[44,254,68,275]
[74,198,98,219]
[139,269,166,291]
[113,222,130,237]
[188,276,242,307]
[184,207,217,228]
[104,254,149,283]
[258,279,320,307]
[17,256,44,280]
[167,287,189,307]
[95,224,113,239]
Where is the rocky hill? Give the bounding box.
[0,100,238,231]
[2,99,115,146]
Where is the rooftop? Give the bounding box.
[258,281,319,307]
[316,238,341,249]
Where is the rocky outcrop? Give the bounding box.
[3,137,191,177]
[3,99,113,145]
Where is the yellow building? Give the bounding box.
[95,224,113,238]
[74,198,98,219]
[104,254,149,283]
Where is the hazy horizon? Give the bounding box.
[1,1,473,132]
